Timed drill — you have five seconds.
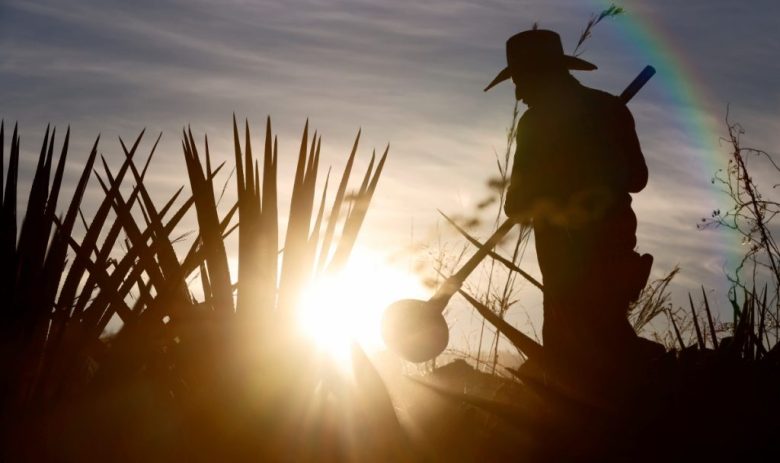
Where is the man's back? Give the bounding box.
[505,77,647,228]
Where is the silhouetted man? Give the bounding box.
[485,29,652,382]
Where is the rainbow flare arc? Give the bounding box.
[590,1,741,273]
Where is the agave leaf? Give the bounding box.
[457,284,542,360]
[14,125,54,314]
[731,291,747,354]
[165,191,230,284]
[55,130,144,321]
[359,150,376,193]
[81,185,202,334]
[93,183,161,318]
[1,121,4,206]
[244,119,255,203]
[731,288,753,357]
[1,123,19,253]
[39,136,100,368]
[72,144,189,324]
[688,293,705,350]
[278,121,314,314]
[55,160,137,339]
[254,160,260,209]
[261,128,278,256]
[199,261,212,303]
[263,136,279,248]
[54,226,135,326]
[304,135,320,202]
[129,269,154,317]
[76,209,98,258]
[173,201,239,309]
[231,117,256,312]
[17,124,50,241]
[232,114,246,203]
[235,119,259,315]
[316,130,359,273]
[309,168,330,246]
[0,123,20,304]
[123,133,185,283]
[182,128,233,313]
[127,200,238,332]
[254,118,278,316]
[406,376,532,428]
[137,196,152,227]
[700,286,718,350]
[66,154,155,331]
[11,128,71,400]
[301,137,330,281]
[2,126,53,404]
[438,210,542,290]
[97,158,166,296]
[89,238,192,380]
[43,127,70,247]
[326,145,388,273]
[135,180,187,280]
[41,215,132,400]
[71,207,125,318]
[350,343,404,439]
[746,286,756,360]
[757,284,768,357]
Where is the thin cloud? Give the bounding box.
[1,0,778,332]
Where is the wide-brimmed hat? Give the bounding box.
[484,29,597,92]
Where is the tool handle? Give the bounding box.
[619,65,656,104]
[432,219,517,304]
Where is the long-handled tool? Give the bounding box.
[382,65,657,363]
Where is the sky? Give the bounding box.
[2,0,780,353]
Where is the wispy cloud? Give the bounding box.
[1,0,779,334]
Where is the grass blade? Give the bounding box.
[688,293,705,350]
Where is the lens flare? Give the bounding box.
[297,248,429,368]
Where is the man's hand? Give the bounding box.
[503,191,534,226]
[505,212,532,226]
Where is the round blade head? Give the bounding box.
[381,299,449,363]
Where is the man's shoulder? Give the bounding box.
[575,84,634,124]
[578,84,623,109]
[517,83,627,128]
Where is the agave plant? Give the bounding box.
[0,118,406,462]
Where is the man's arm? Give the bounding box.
[616,103,648,193]
[504,116,535,223]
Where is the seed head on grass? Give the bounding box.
[572,4,624,57]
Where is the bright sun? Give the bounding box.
[296,247,429,367]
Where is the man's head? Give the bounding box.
[484,29,596,104]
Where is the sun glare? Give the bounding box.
[297,247,429,368]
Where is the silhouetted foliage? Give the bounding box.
[0,119,406,462]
